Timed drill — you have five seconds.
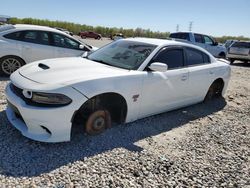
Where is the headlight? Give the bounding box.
[31,92,72,106]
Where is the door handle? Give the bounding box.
[181,75,188,81]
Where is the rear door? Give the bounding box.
[51,32,86,58]
[20,30,55,63]
[184,47,213,102]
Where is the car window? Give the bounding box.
[204,36,214,45]
[153,48,184,69]
[185,48,210,66]
[38,32,50,45]
[52,33,80,49]
[23,31,38,42]
[194,34,204,43]
[4,31,22,40]
[231,42,250,48]
[170,33,190,41]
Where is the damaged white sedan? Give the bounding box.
[5,38,231,142]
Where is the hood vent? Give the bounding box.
[38,63,50,70]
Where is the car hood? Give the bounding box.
[18,57,129,85]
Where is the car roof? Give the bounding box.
[13,24,67,34]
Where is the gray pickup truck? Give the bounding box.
[169,32,226,58]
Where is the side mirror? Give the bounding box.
[213,41,218,46]
[148,62,168,72]
[79,44,84,49]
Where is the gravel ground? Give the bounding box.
[0,63,249,187]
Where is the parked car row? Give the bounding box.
[1,24,231,143]
[0,24,96,76]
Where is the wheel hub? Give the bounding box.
[2,58,21,75]
[93,116,105,130]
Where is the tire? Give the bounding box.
[243,60,248,64]
[0,56,25,76]
[85,110,111,135]
[229,58,235,64]
[219,52,226,59]
[204,81,224,102]
[96,36,101,40]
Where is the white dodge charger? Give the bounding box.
[5,38,231,142]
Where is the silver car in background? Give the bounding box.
[227,41,250,64]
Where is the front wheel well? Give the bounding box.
[72,92,128,126]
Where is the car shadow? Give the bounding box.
[0,98,226,177]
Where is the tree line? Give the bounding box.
[8,17,169,39]
[8,17,250,43]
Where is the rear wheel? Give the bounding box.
[219,52,226,59]
[204,80,224,101]
[0,56,25,76]
[85,110,111,135]
[96,36,101,40]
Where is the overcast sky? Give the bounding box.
[1,0,250,37]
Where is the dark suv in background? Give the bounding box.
[79,31,102,40]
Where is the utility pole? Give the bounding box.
[189,21,193,31]
[176,24,179,32]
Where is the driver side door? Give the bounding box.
[139,47,190,118]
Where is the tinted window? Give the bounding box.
[23,31,38,42]
[186,48,210,66]
[194,34,203,43]
[231,42,250,48]
[52,33,80,49]
[153,49,184,69]
[170,33,190,41]
[4,31,22,40]
[204,36,214,45]
[38,32,50,45]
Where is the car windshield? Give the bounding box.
[87,40,157,70]
[232,42,250,48]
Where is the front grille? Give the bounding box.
[10,83,24,99]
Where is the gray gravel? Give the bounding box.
[0,63,249,187]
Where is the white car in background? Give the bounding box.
[226,41,250,64]
[5,38,231,143]
[169,32,227,58]
[0,24,96,76]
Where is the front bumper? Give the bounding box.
[5,83,87,143]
